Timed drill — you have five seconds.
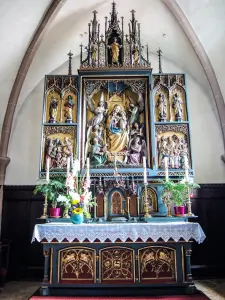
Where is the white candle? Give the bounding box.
[143,156,147,184]
[46,157,50,182]
[87,157,90,180]
[184,156,189,181]
[67,157,70,178]
[164,156,169,182]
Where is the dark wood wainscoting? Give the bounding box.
[1,184,225,280]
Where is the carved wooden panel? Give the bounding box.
[58,247,96,284]
[138,246,176,283]
[100,247,135,283]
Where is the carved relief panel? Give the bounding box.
[155,124,191,170]
[83,77,151,169]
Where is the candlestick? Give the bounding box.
[164,156,169,182]
[143,156,147,184]
[67,157,70,178]
[94,196,97,219]
[127,197,130,214]
[137,196,140,216]
[184,156,189,181]
[46,157,50,182]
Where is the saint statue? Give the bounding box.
[128,136,146,165]
[108,38,122,65]
[173,93,183,121]
[49,96,58,123]
[90,137,107,167]
[132,45,139,65]
[156,93,167,122]
[64,95,74,123]
[107,105,129,153]
[91,41,98,66]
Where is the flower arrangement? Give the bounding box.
[66,159,95,218]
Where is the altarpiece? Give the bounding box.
[33,2,205,296]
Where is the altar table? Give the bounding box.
[32,222,206,296]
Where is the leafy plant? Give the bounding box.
[33,177,67,208]
[162,178,200,207]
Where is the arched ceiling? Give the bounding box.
[0,0,225,138]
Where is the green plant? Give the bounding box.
[162,179,200,207]
[33,177,67,208]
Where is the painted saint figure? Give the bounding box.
[156,93,167,122]
[64,95,74,123]
[91,41,98,66]
[90,138,107,167]
[173,93,183,121]
[49,96,58,123]
[108,38,122,65]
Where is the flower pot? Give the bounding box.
[49,208,61,218]
[174,206,185,216]
[71,213,84,224]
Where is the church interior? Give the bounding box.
[1,0,225,299]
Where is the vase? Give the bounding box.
[174,206,185,216]
[49,208,61,218]
[71,213,84,224]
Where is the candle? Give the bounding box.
[164,156,169,182]
[87,157,90,180]
[67,157,70,178]
[46,157,50,182]
[94,197,97,218]
[143,156,147,184]
[184,156,189,181]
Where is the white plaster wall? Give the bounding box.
[5,54,225,184]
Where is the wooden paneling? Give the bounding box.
[1,184,225,279]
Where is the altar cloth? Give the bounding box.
[32,222,206,244]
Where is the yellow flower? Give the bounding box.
[71,199,80,205]
[72,208,83,215]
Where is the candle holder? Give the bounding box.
[144,184,152,219]
[40,196,48,219]
[166,202,172,217]
[187,195,194,216]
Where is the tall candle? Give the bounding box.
[46,157,50,182]
[184,156,189,181]
[67,157,70,178]
[87,157,90,181]
[143,156,147,184]
[164,156,169,182]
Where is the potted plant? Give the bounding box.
[162,178,200,216]
[34,177,66,217]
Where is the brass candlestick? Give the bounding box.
[127,197,130,214]
[166,202,172,217]
[40,196,48,219]
[187,195,194,216]
[144,184,151,218]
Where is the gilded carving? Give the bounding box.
[84,79,148,168]
[139,247,175,280]
[60,248,95,281]
[101,248,134,281]
[42,126,76,172]
[156,126,190,169]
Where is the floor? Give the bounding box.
[1,280,225,300]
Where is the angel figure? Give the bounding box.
[128,101,139,126]
[137,93,145,112]
[87,92,108,127]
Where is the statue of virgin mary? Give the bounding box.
[107,105,129,153]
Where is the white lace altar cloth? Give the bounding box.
[32,222,206,244]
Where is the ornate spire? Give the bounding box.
[67,50,73,75]
[110,1,118,24]
[91,10,98,42]
[157,48,163,74]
